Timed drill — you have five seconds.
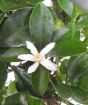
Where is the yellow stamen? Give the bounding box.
[34,53,42,62]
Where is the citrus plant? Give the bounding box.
[0,0,88,105]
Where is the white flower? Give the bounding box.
[18,41,57,74]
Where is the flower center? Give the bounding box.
[34,53,42,62]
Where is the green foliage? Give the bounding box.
[31,65,49,96]
[29,2,54,49]
[0,61,7,90]
[0,7,32,47]
[0,0,88,105]
[58,0,74,16]
[0,47,29,62]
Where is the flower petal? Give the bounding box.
[18,54,35,61]
[40,59,57,71]
[40,42,55,57]
[27,62,39,73]
[10,62,21,66]
[26,41,38,55]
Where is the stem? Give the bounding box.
[44,95,59,105]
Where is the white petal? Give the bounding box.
[26,41,38,55]
[10,62,21,66]
[18,54,35,61]
[40,42,55,57]
[27,62,39,73]
[21,61,27,64]
[50,71,54,75]
[40,59,57,71]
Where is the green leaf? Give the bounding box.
[23,91,45,105]
[77,72,88,92]
[70,86,88,104]
[0,7,32,47]
[83,26,88,46]
[3,91,45,105]
[52,28,68,42]
[29,0,43,5]
[31,65,49,96]
[0,47,29,62]
[60,59,69,74]
[11,66,34,94]
[77,15,88,27]
[0,61,7,90]
[54,30,86,56]
[0,0,43,11]
[3,93,27,105]
[0,0,29,11]
[72,4,83,22]
[67,52,88,82]
[50,76,71,99]
[58,0,74,16]
[0,12,4,24]
[7,81,17,96]
[29,3,54,49]
[67,52,88,95]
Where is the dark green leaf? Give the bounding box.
[50,76,71,99]
[67,52,88,82]
[3,93,27,105]
[0,7,32,47]
[31,65,49,96]
[29,3,54,49]
[23,91,45,105]
[4,91,45,105]
[0,12,4,24]
[12,66,34,95]
[70,86,88,104]
[0,47,29,62]
[77,72,88,92]
[67,52,88,97]
[54,30,86,56]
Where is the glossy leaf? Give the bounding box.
[23,91,45,105]
[67,52,88,81]
[3,93,27,105]
[71,86,88,104]
[0,47,29,62]
[54,30,86,56]
[58,0,74,16]
[3,91,44,105]
[11,66,34,95]
[0,7,32,47]
[29,3,54,49]
[67,52,88,100]
[50,76,71,99]
[31,65,49,96]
